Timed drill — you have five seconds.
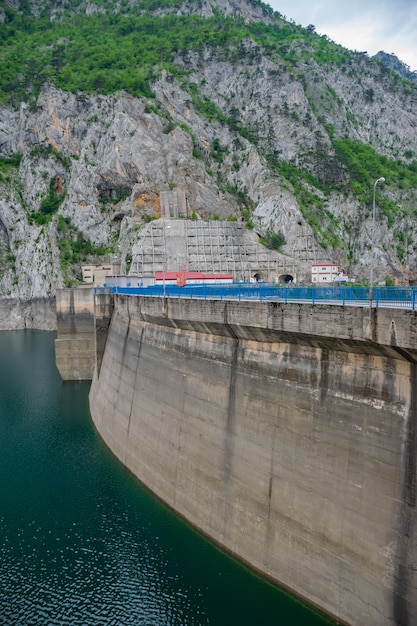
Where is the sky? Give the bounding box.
[267,0,417,72]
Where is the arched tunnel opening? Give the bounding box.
[252,272,265,282]
[278,274,294,284]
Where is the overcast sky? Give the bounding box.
[267,0,417,72]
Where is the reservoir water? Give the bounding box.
[0,330,335,625]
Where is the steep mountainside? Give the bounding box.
[0,0,417,306]
[374,51,417,85]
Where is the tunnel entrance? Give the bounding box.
[278,274,294,284]
[251,272,266,282]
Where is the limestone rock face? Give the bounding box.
[0,0,417,316]
[0,297,56,331]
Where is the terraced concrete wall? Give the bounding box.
[89,295,417,626]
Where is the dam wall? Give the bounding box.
[88,295,417,626]
[55,287,96,380]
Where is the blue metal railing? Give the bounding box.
[95,283,417,310]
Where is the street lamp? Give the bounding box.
[162,222,171,299]
[369,177,385,303]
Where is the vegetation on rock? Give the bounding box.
[0,0,416,297]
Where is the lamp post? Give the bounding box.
[369,177,385,303]
[162,222,171,299]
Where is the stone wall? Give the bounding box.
[89,295,417,626]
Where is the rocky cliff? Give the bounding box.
[373,51,417,85]
[1,0,417,326]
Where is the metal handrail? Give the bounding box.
[94,284,417,310]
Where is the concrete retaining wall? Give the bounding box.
[55,288,95,380]
[89,295,417,626]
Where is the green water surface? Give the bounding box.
[0,330,336,625]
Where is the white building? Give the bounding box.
[81,263,121,286]
[311,263,349,284]
[103,275,154,288]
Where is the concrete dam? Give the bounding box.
[55,289,417,626]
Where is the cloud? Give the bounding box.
[267,0,417,71]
